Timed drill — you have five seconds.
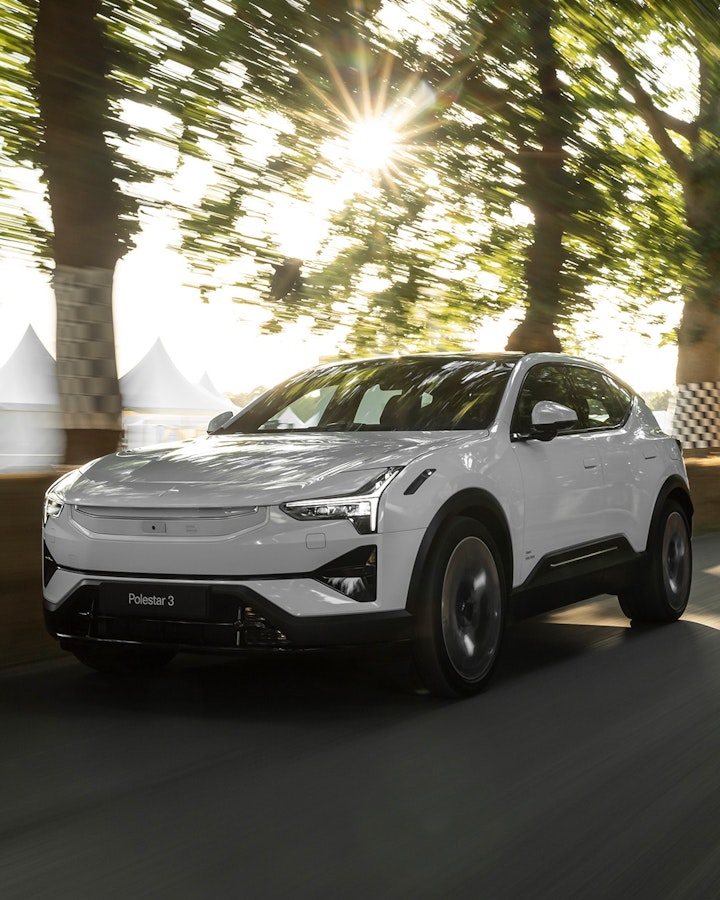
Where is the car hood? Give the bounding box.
[64,431,474,508]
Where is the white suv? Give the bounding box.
[42,352,692,697]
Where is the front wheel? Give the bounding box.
[618,499,692,622]
[65,642,176,675]
[413,517,506,698]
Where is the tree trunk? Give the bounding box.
[54,266,122,462]
[676,299,720,385]
[671,228,720,451]
[505,0,567,354]
[34,0,123,464]
[671,314,720,452]
[505,310,562,353]
[668,141,720,450]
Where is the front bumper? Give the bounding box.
[43,568,415,652]
[42,500,425,653]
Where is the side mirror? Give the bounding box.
[530,401,578,442]
[207,410,234,434]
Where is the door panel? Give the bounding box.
[512,433,607,585]
[563,365,652,552]
[510,363,609,586]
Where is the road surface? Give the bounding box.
[2,534,720,898]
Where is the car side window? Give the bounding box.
[568,366,632,430]
[512,364,579,435]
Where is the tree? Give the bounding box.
[588,1,720,446]
[33,0,126,462]
[501,0,571,352]
[257,0,660,358]
[3,0,714,458]
[3,0,381,463]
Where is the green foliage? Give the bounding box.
[0,0,716,362]
[643,388,673,410]
[0,0,49,262]
[257,0,698,352]
[3,0,366,269]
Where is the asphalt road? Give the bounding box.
[3,535,720,899]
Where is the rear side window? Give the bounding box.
[567,366,632,430]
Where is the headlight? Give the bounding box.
[43,495,64,524]
[42,467,86,525]
[281,467,403,534]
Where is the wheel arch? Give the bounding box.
[617,474,693,622]
[405,488,513,614]
[647,475,694,548]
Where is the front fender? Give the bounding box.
[405,488,513,614]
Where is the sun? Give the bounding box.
[298,46,439,190]
[347,118,400,172]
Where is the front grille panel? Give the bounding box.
[71,505,267,537]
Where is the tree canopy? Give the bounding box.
[0,0,714,415]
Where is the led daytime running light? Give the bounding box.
[43,496,64,525]
[281,467,402,534]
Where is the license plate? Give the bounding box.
[97,583,209,620]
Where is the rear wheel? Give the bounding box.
[413,517,506,698]
[618,499,692,622]
[66,643,176,675]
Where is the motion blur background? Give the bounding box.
[2,0,715,469]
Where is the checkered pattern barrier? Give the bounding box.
[669,382,720,449]
[54,266,122,430]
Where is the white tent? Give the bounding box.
[196,371,229,406]
[0,333,234,466]
[120,339,234,446]
[0,326,63,470]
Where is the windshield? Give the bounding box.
[223,356,517,434]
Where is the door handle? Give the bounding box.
[583,457,599,469]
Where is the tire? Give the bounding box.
[413,517,506,698]
[618,499,692,622]
[67,643,176,675]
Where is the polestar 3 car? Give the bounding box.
[42,352,693,697]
